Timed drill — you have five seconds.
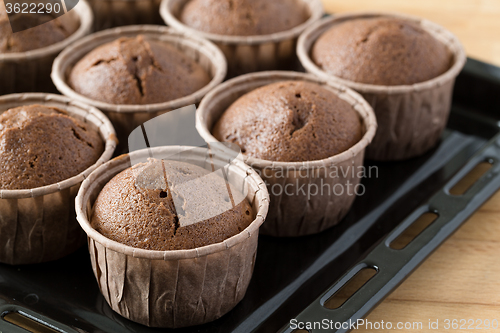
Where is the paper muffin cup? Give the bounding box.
[51,25,227,153]
[160,0,324,77]
[297,12,467,161]
[86,0,164,31]
[75,145,269,328]
[0,93,117,265]
[196,71,377,237]
[0,1,93,95]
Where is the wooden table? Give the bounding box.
[319,1,500,332]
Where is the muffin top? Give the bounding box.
[180,0,308,36]
[69,35,211,105]
[312,17,452,86]
[0,1,78,53]
[91,158,254,251]
[0,104,104,189]
[213,81,362,162]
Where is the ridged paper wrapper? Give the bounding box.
[160,0,324,77]
[297,12,467,161]
[75,146,269,327]
[51,25,227,152]
[0,93,117,265]
[0,1,93,95]
[86,0,163,31]
[196,71,377,237]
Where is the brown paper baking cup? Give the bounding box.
[86,0,164,31]
[0,1,93,95]
[196,71,377,237]
[51,25,227,152]
[0,93,117,265]
[297,12,467,161]
[75,146,269,328]
[160,0,324,77]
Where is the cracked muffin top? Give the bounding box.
[212,81,362,162]
[0,104,104,189]
[312,17,452,86]
[0,0,78,53]
[91,158,254,251]
[69,35,211,105]
[180,0,308,36]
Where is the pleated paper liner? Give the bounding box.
[297,12,467,161]
[0,93,117,265]
[196,71,377,237]
[51,25,227,153]
[0,1,93,95]
[160,0,324,77]
[86,0,164,31]
[75,146,269,328]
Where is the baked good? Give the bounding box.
[91,158,254,251]
[77,146,267,328]
[69,35,211,105]
[0,104,104,189]
[0,1,78,53]
[212,80,362,162]
[180,0,308,36]
[311,17,452,86]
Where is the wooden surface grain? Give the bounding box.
[319,1,500,332]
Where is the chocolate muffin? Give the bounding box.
[0,104,104,189]
[311,17,452,86]
[91,158,254,251]
[213,80,362,162]
[69,35,211,105]
[0,1,78,53]
[180,0,308,36]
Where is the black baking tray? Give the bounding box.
[1,58,500,333]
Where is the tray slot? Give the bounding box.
[389,212,439,250]
[449,160,494,195]
[323,267,377,310]
[280,132,500,333]
[0,306,78,333]
[445,155,498,197]
[3,312,60,333]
